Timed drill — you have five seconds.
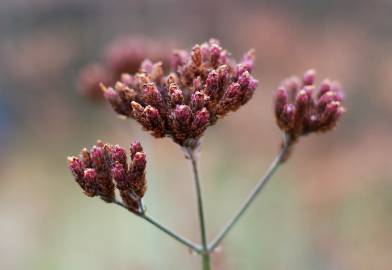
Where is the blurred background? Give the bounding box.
[0,0,391,269]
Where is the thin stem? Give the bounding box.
[113,200,203,254]
[186,147,211,270]
[208,135,291,252]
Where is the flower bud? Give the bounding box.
[130,141,143,159]
[331,81,344,102]
[80,148,92,168]
[174,105,192,124]
[295,89,310,110]
[206,70,219,95]
[303,69,316,86]
[168,83,184,105]
[83,168,98,196]
[110,145,127,169]
[191,45,202,66]
[200,43,210,61]
[193,77,203,91]
[133,152,147,169]
[240,49,255,72]
[143,82,161,106]
[192,108,210,130]
[144,105,160,121]
[238,71,250,88]
[90,145,105,169]
[274,87,288,116]
[318,79,331,98]
[140,59,153,73]
[210,44,221,66]
[68,156,84,183]
[112,162,128,190]
[121,73,134,86]
[279,104,296,131]
[191,91,209,111]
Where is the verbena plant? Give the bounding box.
[68,39,345,270]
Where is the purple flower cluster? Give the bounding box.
[68,141,147,213]
[103,39,258,148]
[274,69,345,141]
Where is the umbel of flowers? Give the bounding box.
[274,69,345,143]
[68,141,147,213]
[68,39,345,270]
[102,39,257,148]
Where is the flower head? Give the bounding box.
[67,141,148,213]
[103,39,258,148]
[274,69,345,141]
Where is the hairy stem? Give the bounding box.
[208,135,291,252]
[186,147,211,270]
[113,200,202,254]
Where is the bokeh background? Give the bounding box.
[1,0,391,269]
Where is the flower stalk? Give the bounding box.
[209,134,292,252]
[185,147,211,270]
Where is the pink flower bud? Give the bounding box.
[144,105,160,121]
[83,168,98,196]
[318,79,331,98]
[210,44,221,66]
[240,49,255,72]
[168,83,184,105]
[110,145,127,168]
[191,91,209,111]
[295,89,310,109]
[275,87,288,116]
[191,45,202,66]
[226,83,241,99]
[112,162,128,190]
[192,108,210,129]
[174,105,192,123]
[130,141,143,159]
[133,152,147,169]
[206,70,219,94]
[238,71,250,88]
[303,69,316,86]
[140,59,153,73]
[143,83,161,105]
[103,86,118,102]
[280,104,296,130]
[192,77,203,91]
[68,156,84,180]
[331,81,344,102]
[90,145,105,169]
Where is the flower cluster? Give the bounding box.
[78,37,171,101]
[274,69,345,142]
[103,39,258,148]
[67,141,147,213]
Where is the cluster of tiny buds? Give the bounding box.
[274,69,345,142]
[78,37,171,101]
[67,140,147,213]
[102,39,258,148]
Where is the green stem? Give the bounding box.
[186,147,211,270]
[208,135,291,252]
[113,200,202,254]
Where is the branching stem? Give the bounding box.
[113,200,203,254]
[208,134,291,252]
